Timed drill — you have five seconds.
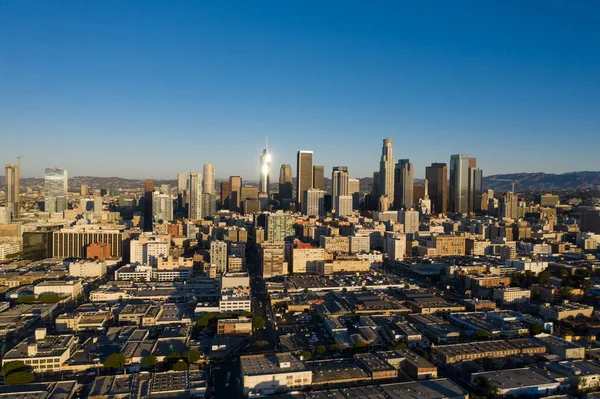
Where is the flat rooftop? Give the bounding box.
[380,379,468,399]
[471,367,558,389]
[241,353,307,376]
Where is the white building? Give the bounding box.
[302,189,325,217]
[506,259,548,275]
[188,171,203,220]
[219,293,252,313]
[350,235,370,254]
[493,287,531,305]
[67,260,107,278]
[0,243,20,260]
[2,329,77,372]
[34,280,83,299]
[335,195,353,217]
[399,209,420,235]
[130,235,170,266]
[115,264,191,282]
[386,233,407,265]
[241,353,312,397]
[152,192,173,222]
[292,248,325,274]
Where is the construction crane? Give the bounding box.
[490,178,518,193]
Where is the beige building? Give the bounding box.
[217,317,252,336]
[493,287,531,304]
[320,236,350,253]
[67,260,107,278]
[431,235,467,256]
[539,302,594,321]
[241,353,312,397]
[292,248,325,274]
[34,280,83,299]
[432,338,546,365]
[261,241,287,277]
[157,256,193,269]
[2,329,77,372]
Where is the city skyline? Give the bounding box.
[1,2,599,178]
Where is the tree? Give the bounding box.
[166,352,181,361]
[16,295,34,304]
[103,353,126,370]
[559,268,569,277]
[538,270,552,285]
[530,323,545,336]
[4,371,34,385]
[354,340,367,351]
[303,288,310,294]
[391,342,407,351]
[414,348,428,360]
[474,376,498,396]
[316,345,326,354]
[39,293,61,303]
[474,329,489,341]
[195,313,214,327]
[183,349,201,364]
[0,361,25,376]
[300,351,312,361]
[172,360,188,371]
[141,355,157,369]
[252,316,265,330]
[329,344,338,352]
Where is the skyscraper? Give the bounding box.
[203,164,215,195]
[371,171,380,210]
[425,163,447,214]
[229,176,242,212]
[302,189,325,216]
[177,173,188,194]
[220,180,230,209]
[348,178,360,210]
[394,159,414,210]
[379,138,395,207]
[143,179,154,231]
[313,165,324,191]
[449,154,470,214]
[44,168,68,214]
[468,160,483,213]
[332,166,349,213]
[5,163,20,222]
[189,172,203,220]
[259,146,271,195]
[152,191,173,222]
[278,164,293,201]
[296,151,313,209]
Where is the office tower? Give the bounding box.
[379,138,395,207]
[177,173,188,193]
[44,167,68,214]
[210,240,228,274]
[425,163,448,214]
[220,181,230,209]
[259,146,271,195]
[335,195,353,217]
[399,209,420,234]
[313,165,325,191]
[93,197,103,213]
[332,166,349,213]
[229,176,242,212]
[394,159,414,210]
[371,171,380,210]
[469,164,483,213]
[500,192,518,219]
[80,184,89,197]
[203,164,215,195]
[296,151,313,209]
[278,164,293,201]
[189,172,203,220]
[241,185,259,201]
[202,193,217,218]
[152,191,173,222]
[141,179,154,231]
[302,188,325,216]
[348,178,360,210]
[413,183,425,203]
[266,213,295,242]
[52,227,124,259]
[5,163,20,221]
[449,154,470,214]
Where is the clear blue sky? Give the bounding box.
[1,1,599,180]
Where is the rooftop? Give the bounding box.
[471,367,558,389]
[241,353,307,376]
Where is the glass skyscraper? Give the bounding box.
[44,167,68,213]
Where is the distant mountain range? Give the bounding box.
[0,171,599,193]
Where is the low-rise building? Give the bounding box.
[471,367,560,397]
[34,280,83,299]
[66,260,107,278]
[493,287,531,305]
[539,302,594,321]
[431,338,546,365]
[240,353,312,397]
[2,328,77,372]
[217,317,252,337]
[533,333,585,360]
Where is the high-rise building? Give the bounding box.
[399,209,419,234]
[313,165,324,191]
[371,171,380,210]
[500,191,518,219]
[296,151,313,209]
[332,166,349,213]
[425,163,447,214]
[5,163,20,222]
[142,179,154,231]
[278,164,293,201]
[469,164,483,213]
[348,178,360,210]
[177,173,188,193]
[80,184,88,197]
[152,191,173,222]
[394,159,414,210]
[449,154,470,214]
[261,241,287,277]
[44,168,68,215]
[379,138,395,207]
[220,180,230,209]
[335,195,353,217]
[189,172,203,220]
[203,164,215,195]
[210,240,228,274]
[303,189,325,216]
[202,193,217,218]
[259,146,271,195]
[229,176,242,212]
[266,212,295,242]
